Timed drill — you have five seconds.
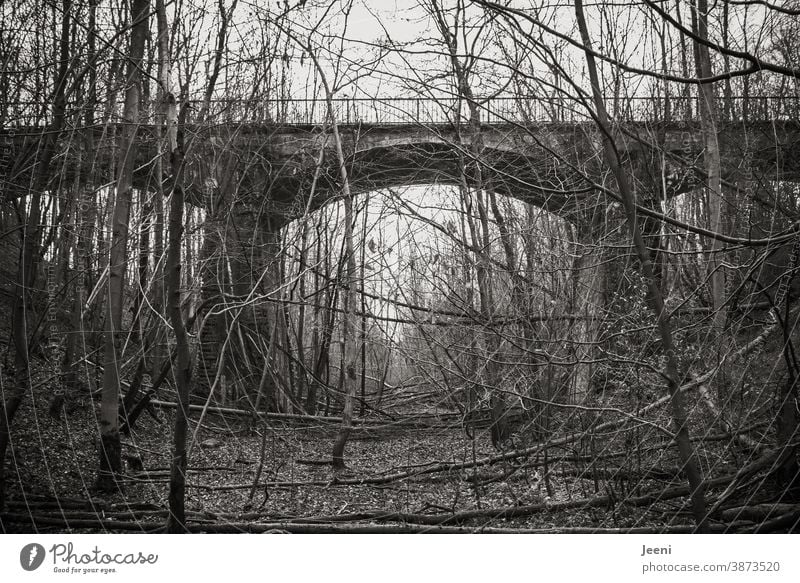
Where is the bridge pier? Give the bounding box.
[196,202,292,411]
[569,199,608,403]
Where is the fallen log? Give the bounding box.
[721,503,800,524]
[0,513,163,532]
[0,512,730,534]
[150,399,437,428]
[746,510,800,533]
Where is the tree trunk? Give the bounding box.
[164,114,192,533]
[691,0,726,335]
[0,0,72,510]
[164,0,234,530]
[574,0,708,532]
[96,0,149,493]
[305,62,358,472]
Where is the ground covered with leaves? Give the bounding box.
[3,362,798,534]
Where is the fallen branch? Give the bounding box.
[0,512,731,534]
[720,503,799,524]
[745,510,800,533]
[296,459,335,466]
[707,444,798,515]
[150,399,434,428]
[696,383,765,452]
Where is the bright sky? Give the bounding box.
[200,0,780,107]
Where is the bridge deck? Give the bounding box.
[3,97,799,220]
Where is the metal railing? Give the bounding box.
[2,95,799,128]
[191,95,800,125]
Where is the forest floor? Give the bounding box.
[1,363,798,533]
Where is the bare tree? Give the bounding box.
[573,0,708,531]
[0,0,74,508]
[97,0,150,493]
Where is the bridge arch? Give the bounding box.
[300,141,593,218]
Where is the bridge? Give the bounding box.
[4,95,800,216]
[3,95,800,398]
[171,96,800,221]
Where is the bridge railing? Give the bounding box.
[194,95,800,125]
[3,95,799,127]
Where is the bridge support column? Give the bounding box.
[231,208,292,412]
[569,202,607,403]
[196,205,227,399]
[197,203,291,411]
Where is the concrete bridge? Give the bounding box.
[188,115,800,220]
[3,95,800,220]
[3,95,800,403]
[184,96,800,215]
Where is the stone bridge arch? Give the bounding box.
[194,135,615,405]
[186,116,800,405]
[4,102,800,405]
